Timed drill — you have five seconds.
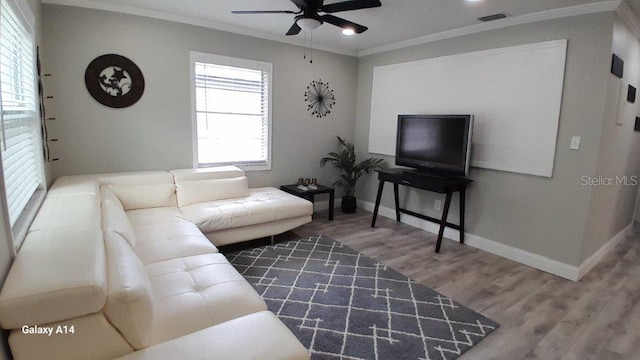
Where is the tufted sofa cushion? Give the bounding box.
[181,187,314,234]
[144,253,268,345]
[114,311,310,360]
[126,207,218,265]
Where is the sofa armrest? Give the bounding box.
[113,311,309,360]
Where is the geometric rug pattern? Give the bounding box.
[226,236,499,360]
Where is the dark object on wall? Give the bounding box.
[305,79,336,118]
[628,85,636,103]
[635,117,640,132]
[478,13,509,22]
[85,54,145,108]
[611,54,623,78]
[37,46,58,162]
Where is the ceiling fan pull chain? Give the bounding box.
[310,31,314,64]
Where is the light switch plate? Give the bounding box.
[570,136,581,150]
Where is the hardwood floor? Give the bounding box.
[278,210,640,360]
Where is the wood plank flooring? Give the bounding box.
[275,210,640,360]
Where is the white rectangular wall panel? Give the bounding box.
[368,40,567,177]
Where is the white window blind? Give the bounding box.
[192,52,272,170]
[0,0,41,226]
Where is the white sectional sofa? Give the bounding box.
[0,167,313,360]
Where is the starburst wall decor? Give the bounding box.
[305,79,336,118]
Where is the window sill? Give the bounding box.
[199,163,271,172]
[12,189,46,252]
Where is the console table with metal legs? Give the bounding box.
[370,168,472,253]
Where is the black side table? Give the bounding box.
[280,184,334,220]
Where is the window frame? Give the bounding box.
[0,0,45,252]
[190,51,273,171]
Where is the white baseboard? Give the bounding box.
[357,199,632,282]
[577,223,633,280]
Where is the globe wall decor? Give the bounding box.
[85,54,145,108]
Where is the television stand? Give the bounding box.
[371,168,473,253]
[403,169,450,179]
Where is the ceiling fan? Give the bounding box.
[232,0,381,36]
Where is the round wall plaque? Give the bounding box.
[85,54,145,108]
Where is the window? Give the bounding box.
[191,52,272,170]
[0,0,43,243]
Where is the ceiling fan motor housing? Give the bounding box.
[232,0,381,35]
[296,14,323,30]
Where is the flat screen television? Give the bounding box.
[395,114,474,177]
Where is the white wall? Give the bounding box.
[41,5,358,189]
[355,13,614,267]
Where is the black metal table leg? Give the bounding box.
[328,188,334,220]
[459,188,465,244]
[435,191,453,253]
[393,183,400,222]
[371,180,385,227]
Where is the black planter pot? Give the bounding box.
[341,196,357,213]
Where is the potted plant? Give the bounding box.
[320,136,385,213]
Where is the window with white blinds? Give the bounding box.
[191,52,272,170]
[0,0,42,227]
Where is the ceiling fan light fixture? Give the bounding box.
[342,28,355,36]
[297,17,322,31]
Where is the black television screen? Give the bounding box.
[395,114,473,176]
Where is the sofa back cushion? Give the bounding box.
[176,176,249,207]
[106,183,177,211]
[29,194,101,231]
[104,231,153,350]
[170,166,245,182]
[101,187,136,246]
[0,224,107,329]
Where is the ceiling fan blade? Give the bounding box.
[321,0,381,13]
[289,0,309,10]
[321,14,368,33]
[286,22,302,36]
[232,10,297,14]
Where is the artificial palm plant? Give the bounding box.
[320,136,384,213]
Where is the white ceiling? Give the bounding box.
[44,0,640,56]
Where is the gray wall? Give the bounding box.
[584,17,640,261]
[41,5,358,189]
[355,13,614,266]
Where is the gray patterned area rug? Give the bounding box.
[226,235,498,360]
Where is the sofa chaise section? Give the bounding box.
[171,167,313,246]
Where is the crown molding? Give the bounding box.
[358,0,621,57]
[41,0,359,57]
[42,0,629,58]
[616,0,640,39]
